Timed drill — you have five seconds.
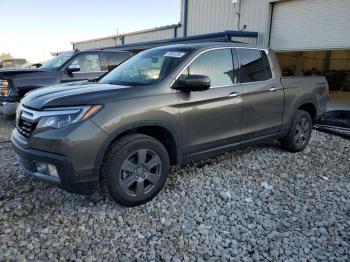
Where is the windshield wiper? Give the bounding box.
[104,81,148,87]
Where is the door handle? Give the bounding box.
[228,92,241,98]
[269,87,279,92]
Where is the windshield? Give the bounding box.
[40,53,73,70]
[99,48,193,86]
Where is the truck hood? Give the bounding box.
[0,68,52,77]
[0,68,60,92]
[21,82,133,110]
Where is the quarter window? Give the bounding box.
[262,51,273,79]
[237,49,272,83]
[179,49,236,87]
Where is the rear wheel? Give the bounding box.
[100,134,170,206]
[279,110,313,152]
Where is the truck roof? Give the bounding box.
[54,49,133,57]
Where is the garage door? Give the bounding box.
[270,0,350,51]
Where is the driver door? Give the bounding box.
[177,48,244,159]
[61,53,107,82]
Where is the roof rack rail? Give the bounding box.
[94,30,258,52]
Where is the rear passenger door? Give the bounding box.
[236,48,284,140]
[177,48,244,158]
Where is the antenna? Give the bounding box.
[114,27,119,36]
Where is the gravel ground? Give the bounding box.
[0,116,349,261]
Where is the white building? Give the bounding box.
[72,0,350,91]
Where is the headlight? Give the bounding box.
[0,80,9,87]
[0,88,10,96]
[0,80,10,96]
[37,105,103,129]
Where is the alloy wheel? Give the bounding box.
[294,116,311,147]
[119,149,162,198]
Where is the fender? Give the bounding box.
[93,120,182,178]
[284,94,318,128]
[294,97,318,115]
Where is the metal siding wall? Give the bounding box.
[231,36,257,44]
[239,0,271,46]
[124,28,174,44]
[270,0,350,51]
[74,38,116,50]
[176,26,183,38]
[115,37,123,46]
[73,28,176,50]
[186,0,235,36]
[185,0,269,45]
[72,0,272,50]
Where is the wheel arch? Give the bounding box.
[292,96,318,123]
[297,103,317,122]
[94,121,182,178]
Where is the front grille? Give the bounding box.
[17,118,37,138]
[16,107,37,138]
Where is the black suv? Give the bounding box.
[0,50,133,115]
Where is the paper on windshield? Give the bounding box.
[163,52,186,58]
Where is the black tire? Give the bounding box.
[100,134,170,206]
[279,110,313,153]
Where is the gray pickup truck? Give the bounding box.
[11,42,329,206]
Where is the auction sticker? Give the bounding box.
[164,52,186,58]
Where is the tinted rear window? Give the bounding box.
[237,49,272,83]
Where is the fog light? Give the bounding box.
[35,162,59,177]
[48,164,59,177]
[36,162,49,175]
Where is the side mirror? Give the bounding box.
[174,74,211,92]
[66,64,80,75]
[33,63,42,68]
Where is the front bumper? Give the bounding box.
[0,101,18,115]
[11,129,99,194]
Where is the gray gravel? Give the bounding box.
[0,116,349,261]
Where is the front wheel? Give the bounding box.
[279,110,313,152]
[101,134,170,206]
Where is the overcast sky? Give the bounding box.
[1,0,181,62]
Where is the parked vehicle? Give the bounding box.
[12,43,329,206]
[0,50,133,115]
[315,110,350,138]
[0,58,27,69]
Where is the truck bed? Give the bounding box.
[281,76,329,123]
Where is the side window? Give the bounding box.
[237,49,272,83]
[70,54,102,72]
[262,51,273,79]
[179,49,235,87]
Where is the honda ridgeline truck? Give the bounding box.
[0,50,133,115]
[11,43,329,206]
